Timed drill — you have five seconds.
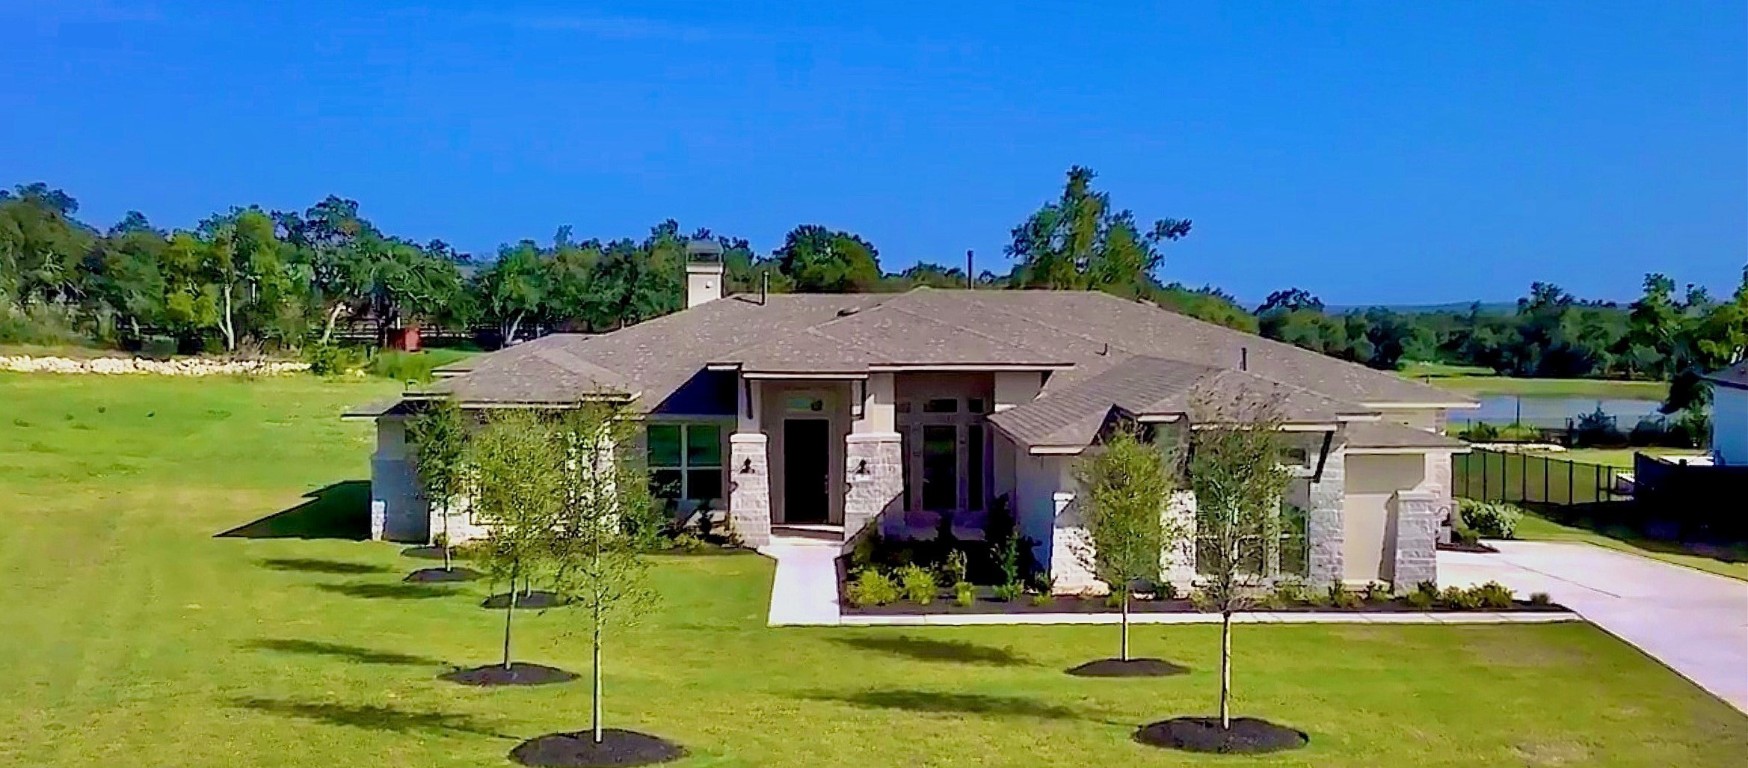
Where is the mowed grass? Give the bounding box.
[1412,374,1669,400]
[1,374,1745,767]
[1516,512,1748,583]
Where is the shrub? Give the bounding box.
[1414,580,1439,599]
[954,581,976,607]
[1188,589,1217,612]
[1440,585,1483,610]
[991,582,1024,602]
[1104,591,1125,609]
[1271,580,1308,605]
[1573,406,1626,447]
[1459,422,1500,442]
[1474,581,1515,609]
[1528,591,1553,607]
[896,564,938,605]
[1029,572,1056,596]
[848,531,882,573]
[1363,581,1391,602]
[846,569,900,607]
[1327,582,1364,609]
[1405,589,1435,609]
[1029,592,1054,608]
[668,532,707,553]
[139,334,178,360]
[303,343,364,376]
[1496,423,1541,443]
[1672,408,1711,448]
[366,350,448,382]
[940,548,969,586]
[1155,581,1181,600]
[1459,500,1521,540]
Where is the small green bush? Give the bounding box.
[1104,591,1126,609]
[1473,581,1516,609]
[1497,423,1542,443]
[1155,581,1180,600]
[1440,585,1483,610]
[896,564,938,605]
[991,583,1024,602]
[1188,589,1216,612]
[668,532,707,553]
[1363,581,1391,602]
[1029,592,1054,608]
[1459,421,1500,442]
[1271,580,1308,605]
[1404,589,1435,609]
[940,548,969,585]
[1327,582,1364,609]
[954,581,976,607]
[1458,499,1521,540]
[846,569,900,607]
[304,343,364,376]
[1528,591,1553,607]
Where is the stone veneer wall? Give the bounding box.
[1426,451,1455,544]
[370,417,428,543]
[1387,490,1439,588]
[728,433,772,547]
[1307,446,1346,586]
[843,432,903,544]
[1050,489,1199,595]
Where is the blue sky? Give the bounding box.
[2,1,1743,305]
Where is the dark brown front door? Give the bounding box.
[783,419,830,523]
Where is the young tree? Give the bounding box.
[468,409,564,670]
[548,402,659,744]
[409,399,469,572]
[1073,425,1182,662]
[1188,393,1293,730]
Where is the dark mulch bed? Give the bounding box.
[1438,540,1499,554]
[404,566,484,583]
[439,662,578,687]
[510,729,684,767]
[845,590,1568,616]
[1134,717,1308,754]
[481,590,567,609]
[1066,658,1189,677]
[400,545,470,561]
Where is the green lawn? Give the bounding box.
[1409,374,1669,400]
[2,374,1744,767]
[1559,447,1707,469]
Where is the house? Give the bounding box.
[348,250,1476,591]
[1706,362,1748,465]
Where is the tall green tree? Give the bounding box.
[774,224,883,293]
[1188,393,1293,731]
[1072,426,1183,663]
[477,241,549,342]
[469,409,565,670]
[1006,166,1191,296]
[549,402,659,744]
[410,399,470,572]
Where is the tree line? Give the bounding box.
[3,170,1743,409]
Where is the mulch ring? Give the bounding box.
[439,662,579,687]
[480,591,567,610]
[404,567,484,583]
[510,729,685,767]
[1135,717,1308,754]
[1066,658,1189,678]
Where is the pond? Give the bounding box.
[1450,396,1665,429]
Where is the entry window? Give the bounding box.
[921,425,958,510]
[648,423,724,514]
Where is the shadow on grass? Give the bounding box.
[216,481,369,540]
[831,635,1032,666]
[244,639,445,667]
[314,582,454,600]
[803,689,1081,720]
[230,697,513,739]
[259,558,389,575]
[1525,503,1748,565]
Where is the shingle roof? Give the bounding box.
[1706,361,1748,390]
[1345,421,1469,451]
[986,355,1375,449]
[395,288,1473,424]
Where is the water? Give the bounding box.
[1450,396,1665,429]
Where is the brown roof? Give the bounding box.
[395,289,1472,426]
[1345,421,1469,451]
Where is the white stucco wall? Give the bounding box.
[1015,451,1071,579]
[1343,453,1434,582]
[1713,387,1748,466]
[993,371,1043,411]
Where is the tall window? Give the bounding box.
[647,423,724,514]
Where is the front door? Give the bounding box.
[782,419,830,523]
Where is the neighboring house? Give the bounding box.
[347,252,1476,591]
[1706,362,1748,465]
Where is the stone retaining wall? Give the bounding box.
[0,355,308,376]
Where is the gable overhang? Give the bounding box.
[1347,445,1473,455]
[867,362,1076,373]
[1364,400,1482,411]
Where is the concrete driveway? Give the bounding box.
[1441,541,1748,713]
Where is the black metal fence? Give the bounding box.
[1453,449,1624,505]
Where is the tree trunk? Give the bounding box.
[505,311,524,346]
[219,283,236,352]
[1120,591,1130,662]
[440,504,452,572]
[501,564,518,669]
[1219,611,1233,730]
[319,303,345,345]
[592,605,603,744]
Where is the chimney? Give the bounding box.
[685,239,725,308]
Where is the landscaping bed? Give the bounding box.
[1438,540,1499,554]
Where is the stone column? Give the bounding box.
[1426,451,1455,544]
[729,433,772,547]
[1050,491,1103,594]
[370,417,426,542]
[844,432,903,544]
[1161,490,1198,587]
[1307,444,1346,586]
[1388,490,1439,590]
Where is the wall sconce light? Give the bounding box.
[855,459,868,475]
[740,458,753,474]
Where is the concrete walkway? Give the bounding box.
[759,535,843,626]
[1441,541,1748,713]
